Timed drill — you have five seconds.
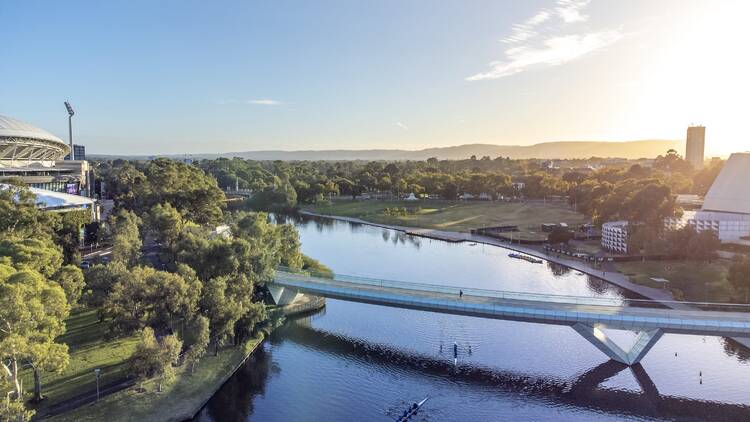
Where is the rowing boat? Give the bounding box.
[396,397,429,421]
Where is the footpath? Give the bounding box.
[300,211,750,349]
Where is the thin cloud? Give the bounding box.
[468,0,620,81]
[216,98,284,106]
[396,121,409,130]
[556,0,590,23]
[248,99,283,105]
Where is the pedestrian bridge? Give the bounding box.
[269,269,750,365]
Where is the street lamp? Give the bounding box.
[64,101,75,160]
[94,368,101,401]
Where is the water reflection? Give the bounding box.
[197,347,273,422]
[197,319,750,422]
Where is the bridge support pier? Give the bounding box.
[268,285,303,306]
[572,323,664,366]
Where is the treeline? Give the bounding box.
[196,150,724,225]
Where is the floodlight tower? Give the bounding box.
[65,101,75,160]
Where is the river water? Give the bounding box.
[195,214,750,421]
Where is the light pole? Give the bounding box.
[65,101,75,160]
[94,368,101,401]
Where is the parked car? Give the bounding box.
[80,260,91,270]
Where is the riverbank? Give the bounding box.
[47,296,325,422]
[303,200,586,242]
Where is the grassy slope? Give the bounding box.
[615,259,735,302]
[304,200,586,240]
[23,310,138,417]
[48,336,263,422]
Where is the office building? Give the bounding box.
[685,126,705,169]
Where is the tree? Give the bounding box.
[82,262,129,319]
[145,158,226,224]
[728,257,750,303]
[108,209,142,267]
[0,264,70,404]
[145,203,184,247]
[147,265,201,333]
[0,238,64,278]
[692,160,724,196]
[200,276,244,355]
[0,184,60,241]
[52,265,85,307]
[129,328,182,392]
[276,224,304,270]
[548,228,574,245]
[104,266,200,335]
[183,316,210,374]
[686,229,721,261]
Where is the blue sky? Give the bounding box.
[1,0,748,155]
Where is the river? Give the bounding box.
[195,214,750,421]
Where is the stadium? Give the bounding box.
[0,114,70,167]
[0,114,94,195]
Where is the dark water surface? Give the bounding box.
[195,215,750,421]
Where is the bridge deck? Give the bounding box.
[273,271,750,337]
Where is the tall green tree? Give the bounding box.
[104,266,200,335]
[0,238,63,278]
[0,264,70,403]
[52,265,86,307]
[108,209,142,267]
[82,262,130,319]
[145,203,184,247]
[129,327,182,392]
[183,315,210,374]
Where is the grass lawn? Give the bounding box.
[615,259,736,302]
[49,335,264,422]
[304,199,587,240]
[21,309,139,417]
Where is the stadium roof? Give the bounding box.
[702,152,750,215]
[1,183,95,211]
[0,115,70,163]
[0,115,65,145]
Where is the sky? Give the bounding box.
[1,0,748,156]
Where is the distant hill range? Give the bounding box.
[91,140,682,161]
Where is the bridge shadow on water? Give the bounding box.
[195,313,750,422]
[277,318,750,421]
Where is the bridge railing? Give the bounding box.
[276,267,750,313]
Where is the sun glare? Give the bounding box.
[630,1,750,156]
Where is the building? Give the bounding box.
[64,144,86,161]
[601,221,629,254]
[0,115,69,166]
[685,126,705,169]
[0,115,92,194]
[1,184,99,221]
[687,153,750,242]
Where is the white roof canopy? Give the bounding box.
[702,153,750,215]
